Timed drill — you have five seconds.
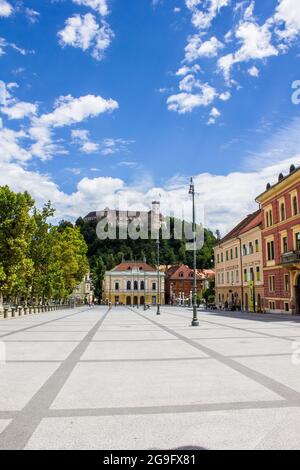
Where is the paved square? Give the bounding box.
[0,305,300,449]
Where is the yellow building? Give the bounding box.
[214,210,264,311]
[103,262,165,306]
[69,273,94,305]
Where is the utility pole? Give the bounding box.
[189,177,199,327]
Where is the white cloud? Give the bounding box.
[219,90,231,101]
[248,65,259,77]
[1,101,38,120]
[0,0,13,17]
[167,83,217,113]
[1,155,298,235]
[25,8,40,24]
[185,35,224,62]
[207,106,221,125]
[38,94,118,128]
[0,127,30,163]
[274,0,300,40]
[176,64,201,76]
[190,0,230,30]
[72,0,109,16]
[72,129,100,153]
[218,20,278,80]
[58,13,114,60]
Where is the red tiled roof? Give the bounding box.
[239,210,262,235]
[218,209,261,244]
[111,262,156,272]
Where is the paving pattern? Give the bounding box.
[0,305,300,449]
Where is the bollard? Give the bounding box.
[4,308,8,319]
[24,307,28,315]
[11,307,16,318]
[18,306,23,316]
[29,307,32,315]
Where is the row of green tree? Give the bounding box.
[0,186,88,306]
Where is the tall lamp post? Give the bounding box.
[157,236,161,315]
[189,177,199,327]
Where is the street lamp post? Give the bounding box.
[189,177,199,327]
[157,237,161,315]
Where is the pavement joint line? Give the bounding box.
[3,399,300,421]
[132,308,300,403]
[0,307,111,450]
[0,308,92,339]
[161,308,300,344]
[42,399,300,417]
[3,352,294,364]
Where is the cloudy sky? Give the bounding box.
[1,0,300,234]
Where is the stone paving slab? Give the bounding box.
[0,363,59,411]
[51,359,281,410]
[82,339,207,360]
[193,337,292,356]
[3,341,79,361]
[24,407,300,450]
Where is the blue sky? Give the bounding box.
[1,0,300,233]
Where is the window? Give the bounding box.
[115,282,119,291]
[284,274,290,292]
[140,281,145,290]
[284,302,289,312]
[217,274,220,285]
[243,244,247,256]
[267,240,275,261]
[249,242,253,254]
[134,281,138,290]
[221,273,224,284]
[226,251,229,261]
[217,254,220,264]
[269,301,276,310]
[280,202,286,222]
[256,266,260,281]
[235,246,238,258]
[293,195,298,216]
[255,239,259,252]
[226,271,229,283]
[266,209,273,227]
[269,275,275,292]
[244,269,247,282]
[230,248,233,260]
[250,268,254,281]
[127,281,131,290]
[231,271,234,283]
[282,236,288,254]
[236,270,239,283]
[296,232,300,251]
[221,253,223,262]
[152,282,156,291]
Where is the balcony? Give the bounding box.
[281,251,300,266]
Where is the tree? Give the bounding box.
[91,256,106,303]
[0,186,35,305]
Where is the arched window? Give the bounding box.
[127,281,131,290]
[266,211,269,227]
[140,281,145,290]
[293,196,298,216]
[134,281,138,290]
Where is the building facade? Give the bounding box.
[256,165,300,314]
[214,210,264,312]
[102,262,165,306]
[69,273,94,305]
[165,264,214,305]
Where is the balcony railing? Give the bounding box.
[281,250,300,265]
